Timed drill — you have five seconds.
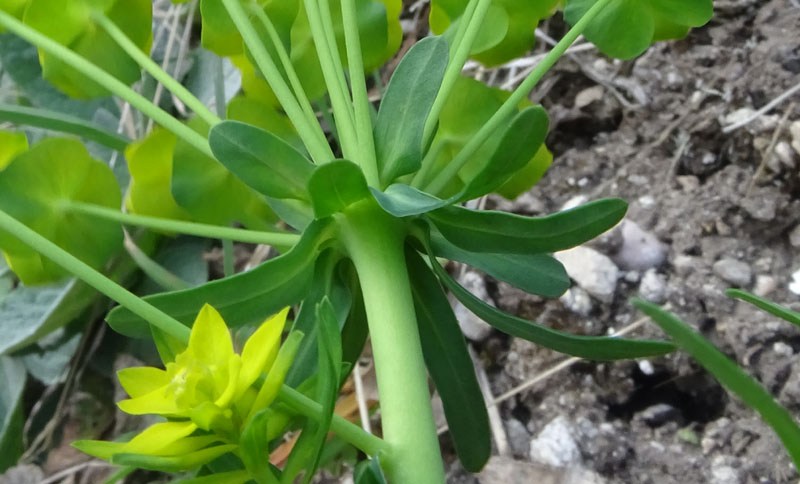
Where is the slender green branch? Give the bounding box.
[220,0,334,163]
[318,0,357,131]
[247,4,325,151]
[65,202,301,247]
[421,0,490,148]
[91,9,222,127]
[341,0,380,186]
[0,10,212,157]
[0,208,191,342]
[425,0,614,194]
[303,0,359,159]
[277,386,390,457]
[0,104,132,151]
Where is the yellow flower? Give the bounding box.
[73,304,302,473]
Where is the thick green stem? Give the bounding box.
[341,0,380,186]
[220,0,334,163]
[303,0,359,159]
[339,201,445,484]
[421,0,491,148]
[424,0,614,194]
[0,9,213,158]
[91,9,222,127]
[65,202,300,247]
[277,386,389,457]
[0,208,191,343]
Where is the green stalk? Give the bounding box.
[0,208,190,343]
[220,0,334,164]
[0,10,212,158]
[303,0,359,159]
[421,0,491,148]
[424,0,614,194]
[318,0,356,131]
[65,202,300,247]
[277,386,389,457]
[339,201,446,484]
[340,0,380,186]
[91,9,222,127]
[247,4,324,150]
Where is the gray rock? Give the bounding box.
[638,269,667,304]
[613,221,668,271]
[711,456,742,484]
[712,258,753,287]
[478,456,605,484]
[740,195,778,222]
[505,418,532,457]
[453,271,494,341]
[555,247,620,303]
[753,275,778,298]
[0,466,44,484]
[636,403,680,427]
[529,416,581,468]
[789,224,800,248]
[559,287,593,316]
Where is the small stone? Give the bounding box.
[740,195,778,221]
[790,121,800,156]
[773,341,793,356]
[775,141,796,168]
[627,174,648,186]
[711,456,742,484]
[790,269,800,295]
[672,255,699,277]
[638,269,667,304]
[637,403,680,427]
[753,275,778,298]
[575,85,605,109]
[624,271,640,283]
[529,416,581,468]
[612,221,668,271]
[676,175,700,191]
[0,465,44,484]
[453,272,494,341]
[506,418,532,457]
[561,195,589,211]
[638,360,655,376]
[560,287,593,316]
[789,225,800,248]
[712,258,752,287]
[555,247,620,302]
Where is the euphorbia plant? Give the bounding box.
[0,0,712,482]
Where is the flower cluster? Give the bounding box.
[74,304,299,474]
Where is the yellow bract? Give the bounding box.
[73,304,294,472]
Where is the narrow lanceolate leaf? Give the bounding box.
[307,160,370,219]
[209,120,315,201]
[111,445,238,472]
[633,298,800,468]
[353,455,388,484]
[407,247,490,472]
[0,357,26,472]
[0,104,131,151]
[430,230,569,298]
[370,184,449,218]
[419,231,674,359]
[374,36,450,185]
[427,198,627,254]
[240,410,281,484]
[106,220,333,338]
[726,289,800,328]
[456,106,549,203]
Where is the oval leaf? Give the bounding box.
[209,120,315,202]
[426,198,627,254]
[374,36,450,185]
[407,247,490,472]
[307,160,369,219]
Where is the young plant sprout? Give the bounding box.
[0,0,715,482]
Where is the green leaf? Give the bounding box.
[725,289,800,329]
[200,0,244,56]
[106,220,332,338]
[240,410,281,484]
[632,298,800,468]
[456,106,548,203]
[171,118,276,228]
[24,0,152,98]
[0,103,131,151]
[0,357,26,472]
[427,198,628,254]
[209,120,315,202]
[420,232,674,359]
[0,137,123,284]
[564,0,713,59]
[370,184,449,218]
[406,247,490,472]
[0,130,27,169]
[429,230,569,298]
[307,160,369,218]
[374,36,449,184]
[0,278,95,355]
[112,445,238,472]
[353,455,387,484]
